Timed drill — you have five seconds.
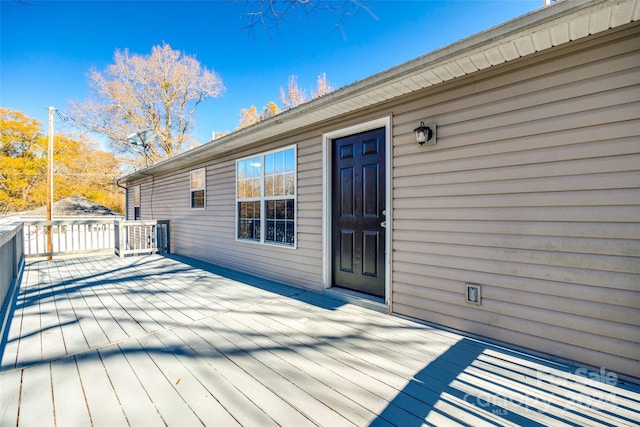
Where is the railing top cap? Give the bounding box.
[0,222,23,246]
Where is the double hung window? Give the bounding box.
[190,168,206,209]
[236,146,296,246]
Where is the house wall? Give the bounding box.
[389,23,640,376]
[129,134,327,292]
[126,22,639,376]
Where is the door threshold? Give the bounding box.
[324,287,388,314]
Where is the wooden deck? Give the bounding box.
[1,255,638,426]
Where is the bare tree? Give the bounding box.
[70,43,224,165]
[280,73,335,110]
[237,0,377,37]
[312,72,334,98]
[280,75,308,110]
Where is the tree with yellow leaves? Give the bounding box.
[236,101,282,130]
[0,108,124,214]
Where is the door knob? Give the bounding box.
[381,221,387,228]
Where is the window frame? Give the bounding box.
[235,145,297,248]
[190,168,206,210]
[133,185,141,220]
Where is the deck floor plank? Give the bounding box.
[16,361,55,427]
[0,368,21,426]
[154,325,280,426]
[189,313,360,426]
[51,263,92,357]
[125,260,208,323]
[213,310,395,426]
[160,322,315,427]
[152,328,271,427]
[50,356,92,427]
[219,301,439,426]
[142,331,240,426]
[1,254,639,427]
[74,350,130,427]
[227,307,498,427]
[64,258,119,349]
[97,344,166,427]
[116,335,206,427]
[92,257,192,329]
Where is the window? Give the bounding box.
[236,146,296,246]
[133,185,141,220]
[190,168,206,209]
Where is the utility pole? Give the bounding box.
[46,106,54,260]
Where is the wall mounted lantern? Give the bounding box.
[414,121,436,146]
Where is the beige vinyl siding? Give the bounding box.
[128,135,326,292]
[390,24,640,375]
[125,188,134,220]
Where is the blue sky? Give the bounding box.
[1,0,542,145]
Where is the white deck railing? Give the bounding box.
[22,219,116,257]
[20,219,170,258]
[114,220,170,258]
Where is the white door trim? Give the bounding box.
[321,116,392,309]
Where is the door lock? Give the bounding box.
[381,221,387,228]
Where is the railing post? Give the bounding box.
[117,221,125,258]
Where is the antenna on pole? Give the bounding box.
[127,130,157,167]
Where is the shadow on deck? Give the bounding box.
[0,254,638,426]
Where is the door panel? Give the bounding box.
[332,127,386,298]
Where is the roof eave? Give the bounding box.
[119,0,637,184]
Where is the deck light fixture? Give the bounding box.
[414,121,435,146]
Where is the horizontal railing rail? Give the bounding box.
[115,220,170,258]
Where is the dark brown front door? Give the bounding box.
[332,127,386,298]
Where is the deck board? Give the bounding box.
[117,335,207,427]
[142,331,239,426]
[188,314,358,426]
[1,254,639,426]
[215,313,376,425]
[0,368,20,426]
[223,300,464,426]
[75,351,129,427]
[16,361,55,426]
[97,345,166,427]
[51,357,92,426]
[155,328,273,427]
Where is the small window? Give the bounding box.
[236,146,296,247]
[190,168,206,209]
[133,185,141,220]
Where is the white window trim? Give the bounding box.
[190,168,206,210]
[133,185,141,220]
[235,144,297,249]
